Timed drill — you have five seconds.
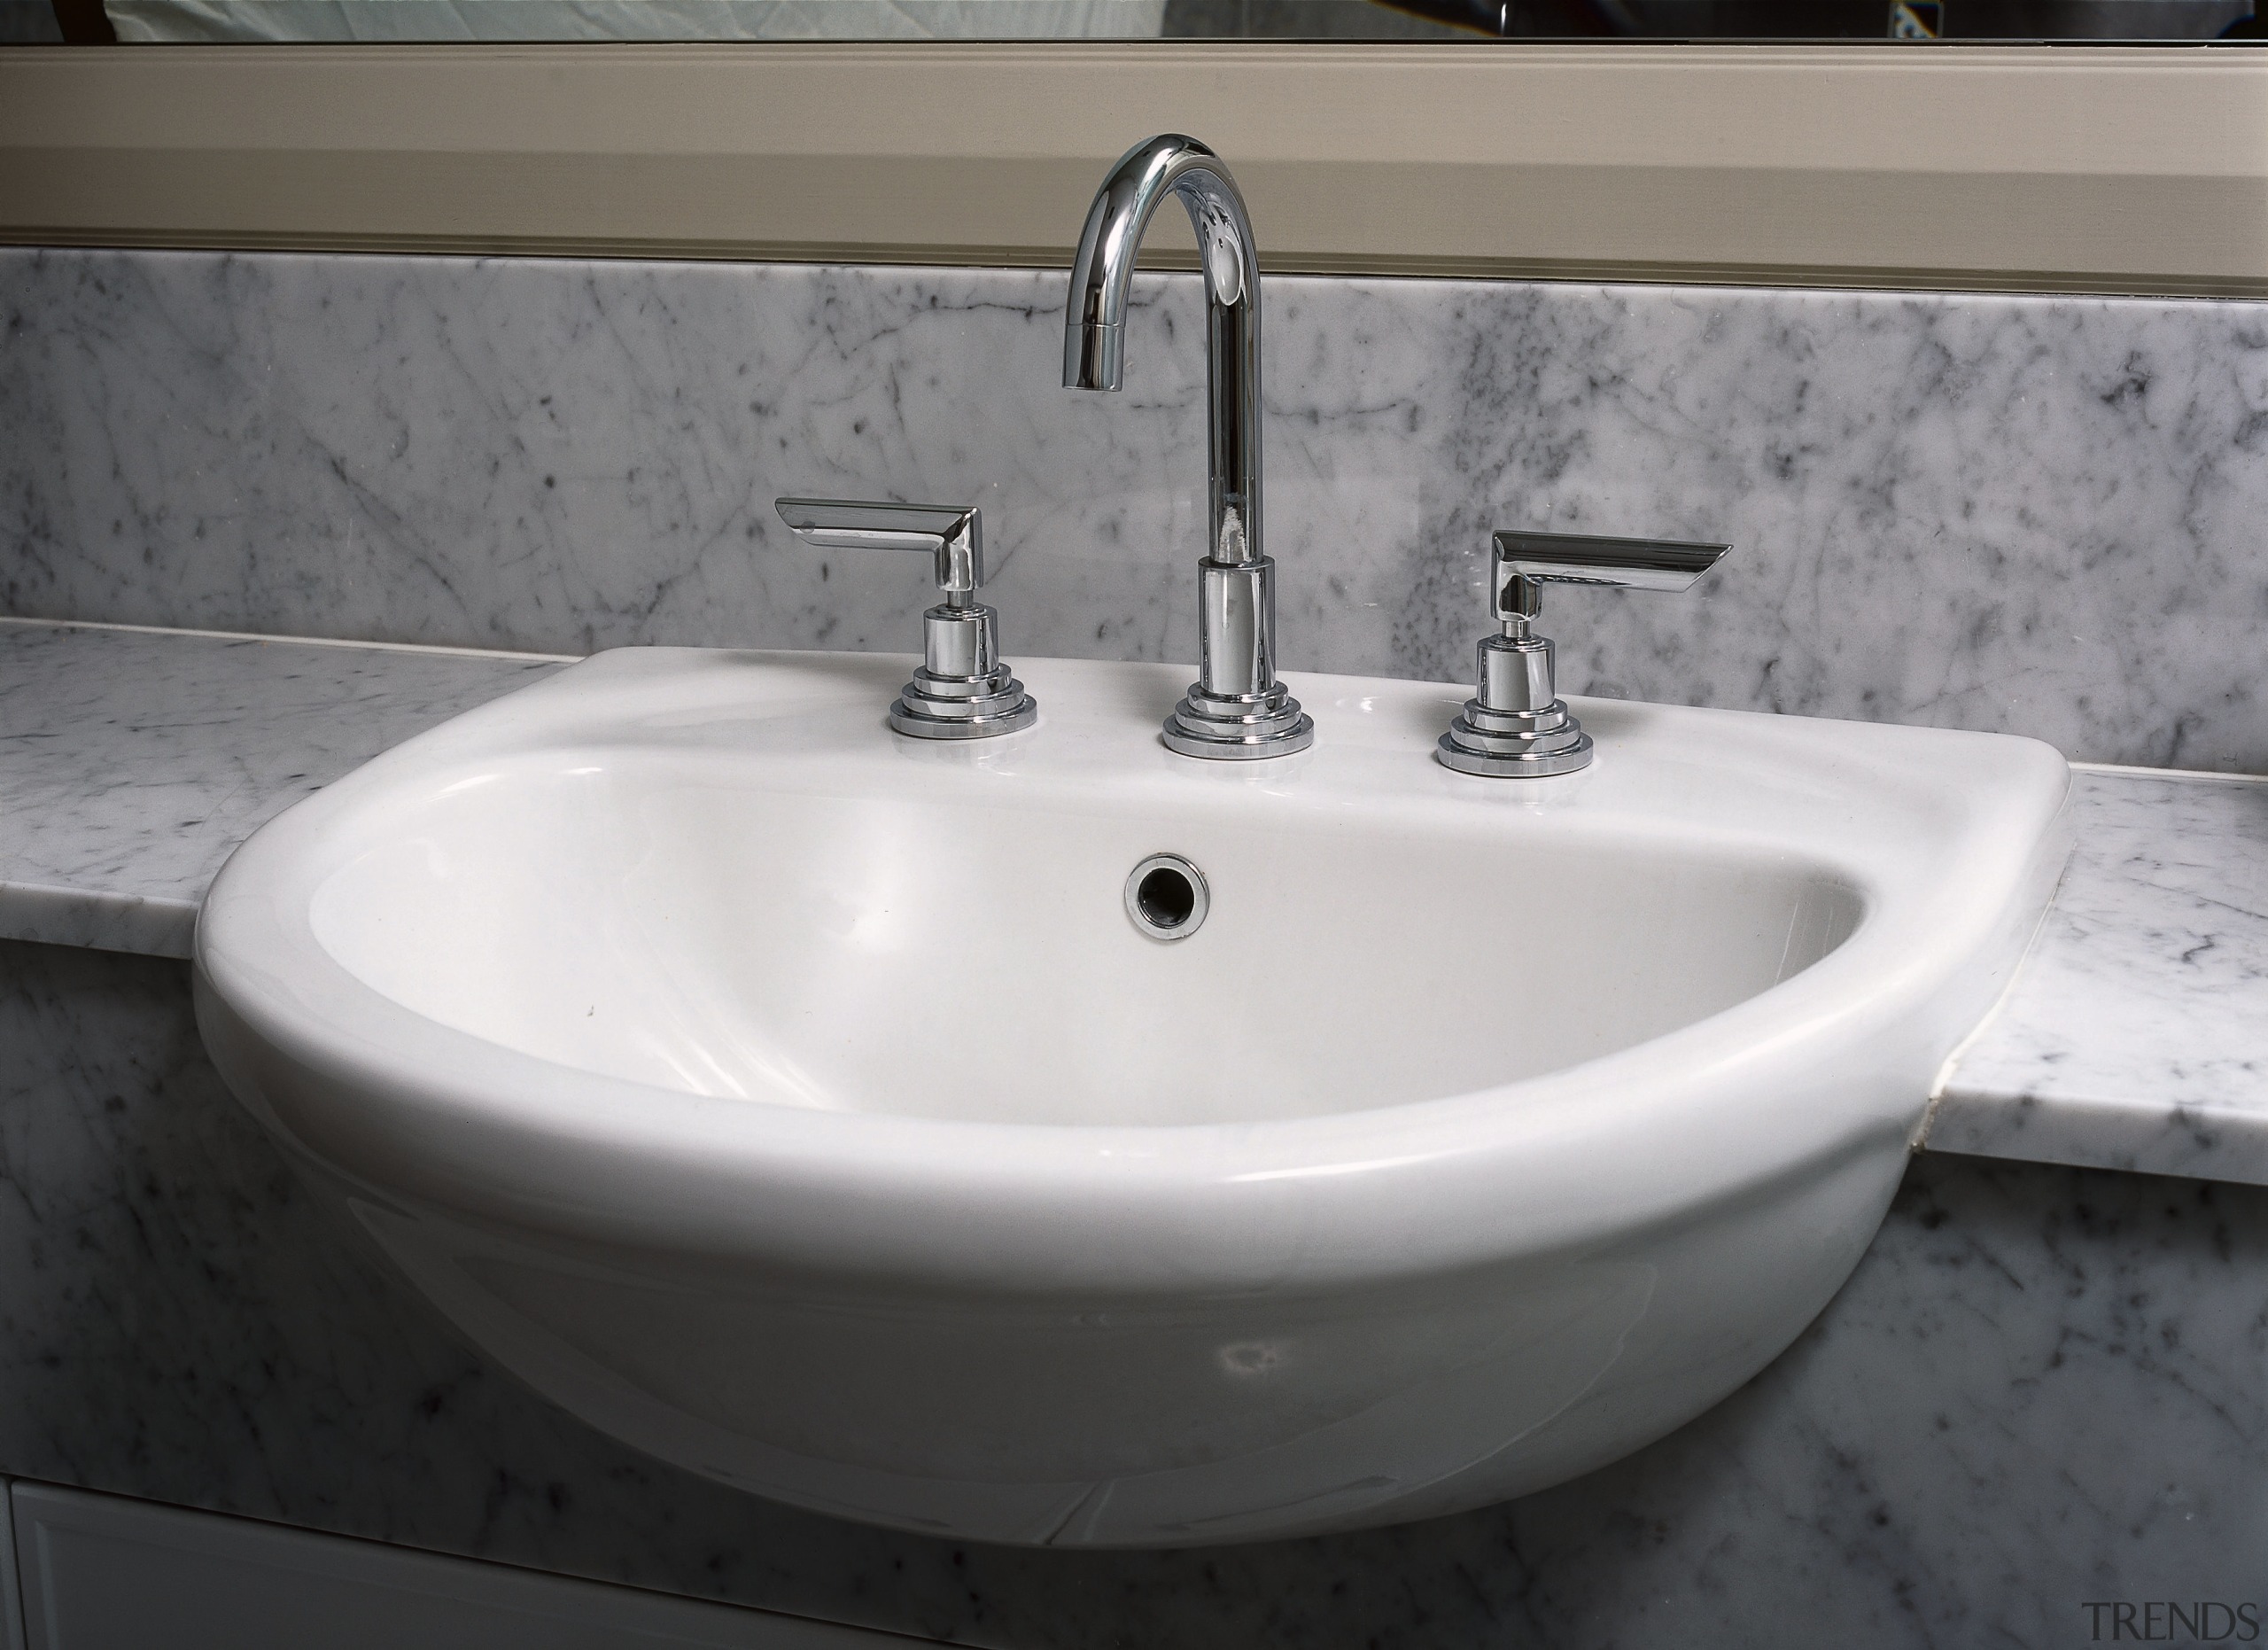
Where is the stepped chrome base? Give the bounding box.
[1435,697,1593,777]
[1162,683,1315,759]
[890,666,1037,740]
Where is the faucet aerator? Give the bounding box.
[1066,321,1124,393]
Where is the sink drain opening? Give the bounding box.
[1126,853,1209,941]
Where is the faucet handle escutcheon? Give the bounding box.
[774,496,1037,741]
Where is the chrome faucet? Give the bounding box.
[1064,135,1313,760]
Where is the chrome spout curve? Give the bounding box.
[1063,135,1309,759]
[1064,133,1262,570]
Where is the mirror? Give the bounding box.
[77,0,2268,43]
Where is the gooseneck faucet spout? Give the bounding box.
[1065,134,1314,759]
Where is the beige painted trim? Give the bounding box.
[3,42,2265,294]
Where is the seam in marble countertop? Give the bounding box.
[0,614,582,666]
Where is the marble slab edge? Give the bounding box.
[0,880,200,961]
[1926,767,2268,1187]
[1923,1086,2268,1187]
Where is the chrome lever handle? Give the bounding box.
[1489,531,1730,628]
[775,498,984,604]
[772,494,1036,741]
[1440,526,1733,780]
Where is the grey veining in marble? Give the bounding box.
[4,937,2264,1646]
[4,248,2264,772]
[0,620,562,958]
[1931,767,2268,1185]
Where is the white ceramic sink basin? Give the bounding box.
[195,649,2069,1547]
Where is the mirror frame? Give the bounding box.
[2,41,2264,294]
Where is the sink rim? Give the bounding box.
[195,648,2072,1293]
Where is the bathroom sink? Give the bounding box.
[194,648,2069,1547]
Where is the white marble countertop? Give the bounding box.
[1923,767,2268,1183]
[0,619,563,957]
[1,618,2260,1187]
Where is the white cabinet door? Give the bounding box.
[9,1483,934,1650]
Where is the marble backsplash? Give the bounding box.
[3,247,2264,773]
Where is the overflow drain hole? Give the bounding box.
[1126,854,1209,942]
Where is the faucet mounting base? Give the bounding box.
[1162,684,1314,760]
[889,666,1038,740]
[1435,698,1592,778]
